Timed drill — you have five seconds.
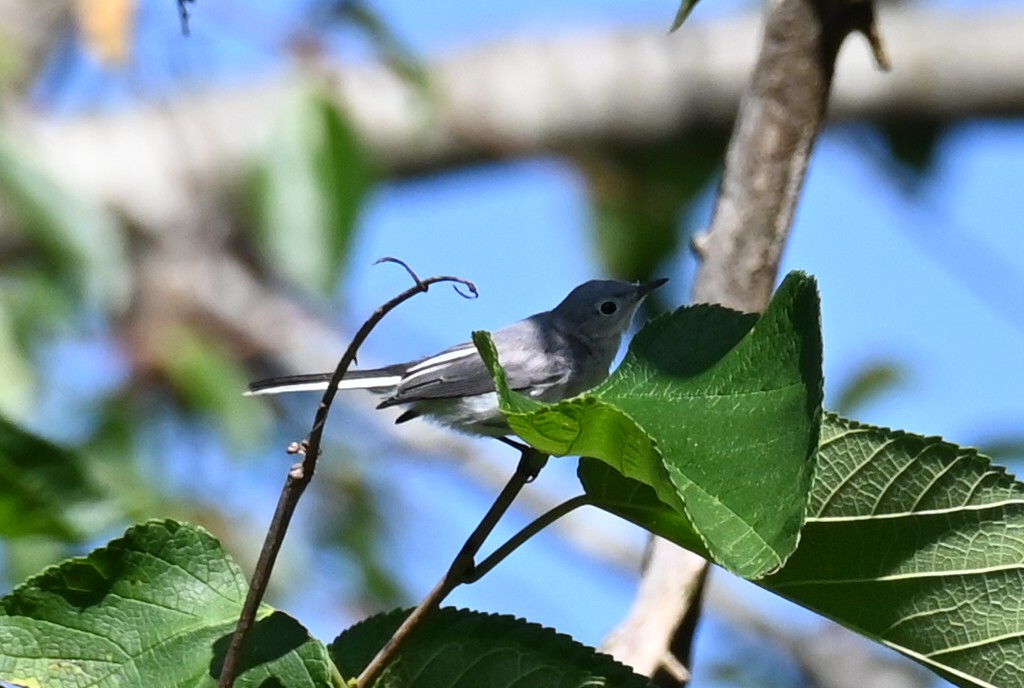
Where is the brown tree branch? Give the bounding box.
[604,0,884,682]
[218,264,477,687]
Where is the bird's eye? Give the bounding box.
[599,300,618,315]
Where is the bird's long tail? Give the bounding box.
[245,367,405,396]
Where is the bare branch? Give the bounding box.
[7,7,1024,235]
[218,266,476,688]
[607,0,880,682]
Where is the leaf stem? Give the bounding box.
[355,447,549,687]
[466,494,592,583]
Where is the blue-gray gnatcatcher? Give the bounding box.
[246,278,667,436]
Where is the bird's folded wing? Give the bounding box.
[378,340,568,407]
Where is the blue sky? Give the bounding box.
[25,0,1024,684]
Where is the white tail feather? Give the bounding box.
[244,375,402,396]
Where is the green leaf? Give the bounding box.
[830,359,908,416]
[317,466,405,609]
[0,135,129,310]
[331,0,430,91]
[0,299,35,419]
[475,327,671,504]
[479,272,823,578]
[978,436,1024,462]
[0,268,75,342]
[669,0,702,32]
[0,415,111,541]
[0,520,333,687]
[764,414,1024,688]
[880,120,945,179]
[577,458,707,558]
[249,88,373,293]
[159,327,271,447]
[582,135,725,285]
[330,607,655,687]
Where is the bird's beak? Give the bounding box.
[636,277,669,297]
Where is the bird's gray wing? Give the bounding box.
[377,320,570,407]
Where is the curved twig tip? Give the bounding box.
[452,281,479,299]
[375,256,425,290]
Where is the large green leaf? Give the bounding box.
[0,520,332,687]
[331,607,654,688]
[764,414,1024,688]
[249,88,373,293]
[478,271,823,578]
[0,416,111,541]
[577,458,707,557]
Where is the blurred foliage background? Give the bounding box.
[1,1,1023,686]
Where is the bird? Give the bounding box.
[246,278,667,437]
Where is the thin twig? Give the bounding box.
[355,448,549,688]
[466,494,592,583]
[218,261,477,688]
[177,0,196,36]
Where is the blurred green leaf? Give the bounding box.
[831,359,908,416]
[978,436,1024,463]
[331,607,655,687]
[577,458,707,557]
[0,520,333,687]
[581,135,725,284]
[0,300,34,419]
[478,272,823,578]
[765,414,1024,688]
[159,328,271,448]
[669,0,702,31]
[83,396,170,520]
[318,466,405,608]
[0,135,129,310]
[331,0,429,90]
[249,88,373,293]
[0,538,68,591]
[0,268,82,419]
[880,120,945,179]
[1,268,75,338]
[0,415,112,541]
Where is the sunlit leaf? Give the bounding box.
[0,520,332,687]
[478,272,823,578]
